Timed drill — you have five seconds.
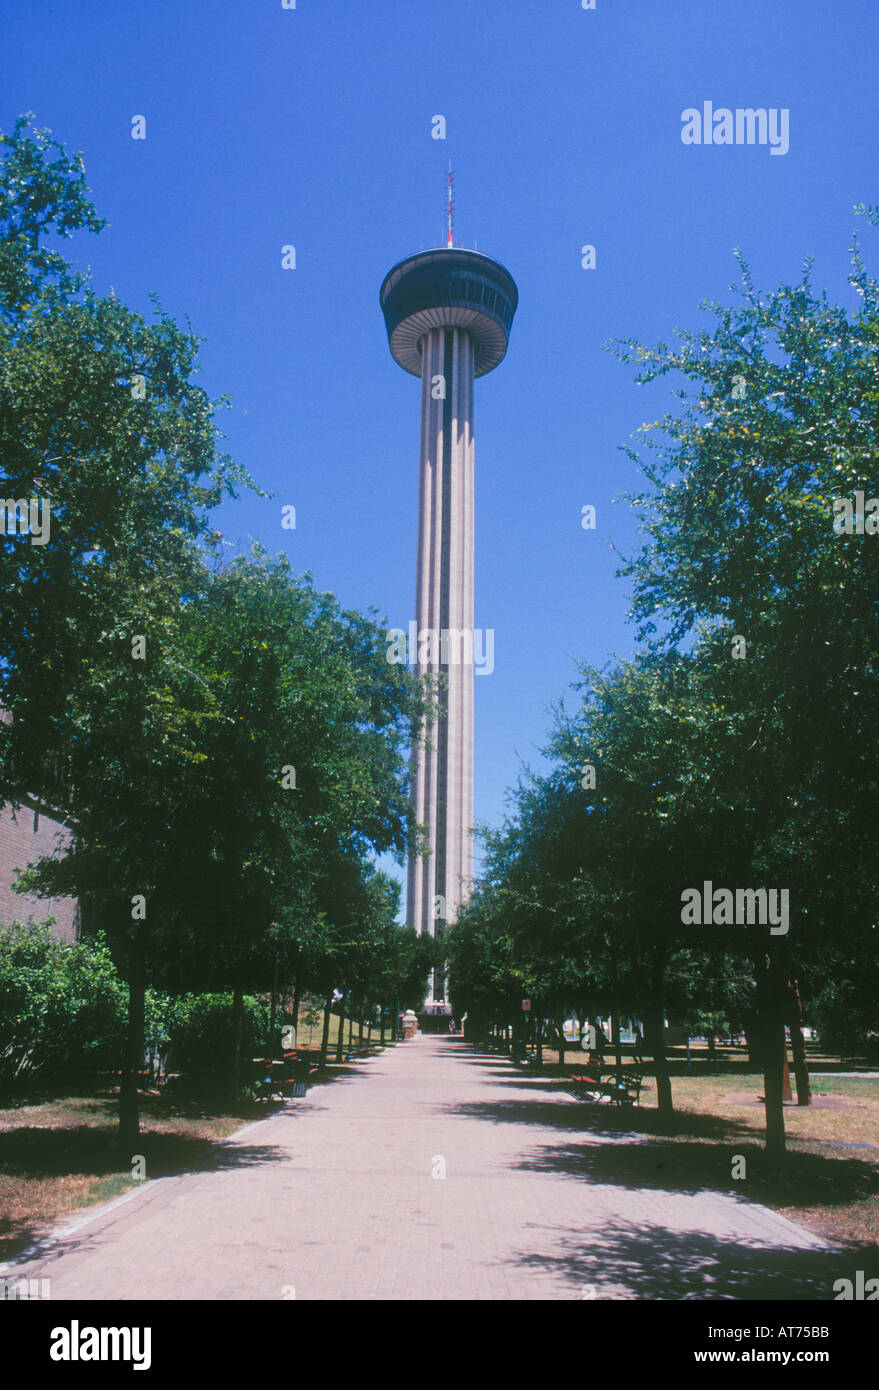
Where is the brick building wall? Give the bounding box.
[0,801,79,941]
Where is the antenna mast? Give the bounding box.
[447,164,454,248]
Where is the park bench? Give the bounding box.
[255,1052,317,1100]
[286,1051,322,1095]
[569,1068,643,1107]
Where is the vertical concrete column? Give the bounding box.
[445,328,462,929]
[446,328,475,921]
[407,326,476,1004]
[408,328,441,938]
[460,332,475,895]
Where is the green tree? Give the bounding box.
[607,229,879,1147]
[2,115,427,1138]
[0,115,248,816]
[22,550,425,1130]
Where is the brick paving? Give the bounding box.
[4,1036,842,1300]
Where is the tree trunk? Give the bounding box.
[270,957,279,1036]
[787,978,812,1106]
[291,975,302,1051]
[119,926,146,1148]
[758,951,787,1159]
[380,1009,386,1046]
[231,986,244,1101]
[556,1015,566,1070]
[335,994,346,1063]
[645,960,673,1116]
[612,1008,623,1082]
[348,1010,354,1050]
[319,991,333,1069]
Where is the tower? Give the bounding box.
[380,232,518,1010]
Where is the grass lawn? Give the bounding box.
[526,1042,879,1249]
[294,1009,388,1051]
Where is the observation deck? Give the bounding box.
[380,247,518,378]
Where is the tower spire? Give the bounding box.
[447,163,454,248]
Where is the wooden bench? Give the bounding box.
[568,1071,608,1103]
[277,1052,318,1098]
[569,1068,643,1107]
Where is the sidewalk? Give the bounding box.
[3,1037,840,1300]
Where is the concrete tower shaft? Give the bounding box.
[381,246,517,1010]
[408,325,475,949]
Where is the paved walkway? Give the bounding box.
[5,1037,841,1300]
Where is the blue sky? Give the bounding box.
[5,0,879,897]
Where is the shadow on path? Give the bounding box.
[441,1095,745,1143]
[514,1216,853,1300]
[441,1085,879,1225]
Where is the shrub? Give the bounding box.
[165,992,273,1082]
[0,922,127,1086]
